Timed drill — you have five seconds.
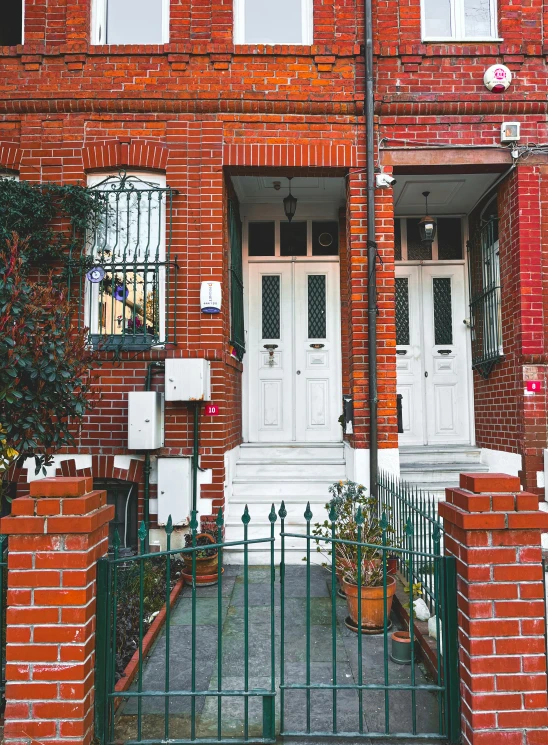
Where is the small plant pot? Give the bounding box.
[387,557,398,576]
[182,533,219,584]
[342,576,396,632]
[391,630,413,664]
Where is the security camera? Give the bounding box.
[376,172,397,189]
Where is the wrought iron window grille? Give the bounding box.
[229,200,246,361]
[467,217,503,378]
[69,171,179,355]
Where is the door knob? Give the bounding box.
[424,371,428,378]
[296,371,301,375]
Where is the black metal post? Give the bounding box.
[364,0,378,497]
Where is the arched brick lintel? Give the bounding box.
[223,143,358,168]
[83,139,169,173]
[0,142,23,172]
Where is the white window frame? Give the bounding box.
[86,171,167,344]
[92,0,170,45]
[421,0,500,42]
[234,0,313,45]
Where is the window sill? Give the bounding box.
[90,333,160,351]
[422,38,503,44]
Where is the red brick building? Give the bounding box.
[2,0,548,550]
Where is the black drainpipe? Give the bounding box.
[144,361,164,552]
[364,0,378,497]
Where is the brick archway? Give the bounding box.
[83,139,169,172]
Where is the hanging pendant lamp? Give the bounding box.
[418,191,437,246]
[283,177,298,222]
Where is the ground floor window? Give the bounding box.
[468,198,502,377]
[95,479,138,554]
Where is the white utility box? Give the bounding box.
[128,392,165,450]
[165,359,211,402]
[157,457,191,526]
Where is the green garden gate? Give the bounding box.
[95,494,460,745]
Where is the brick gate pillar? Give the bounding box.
[439,472,548,745]
[0,476,114,745]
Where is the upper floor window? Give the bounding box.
[422,0,498,41]
[234,0,313,45]
[93,0,169,45]
[0,0,23,45]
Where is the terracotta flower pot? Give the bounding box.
[342,575,396,630]
[391,630,413,664]
[183,533,219,582]
[387,556,398,576]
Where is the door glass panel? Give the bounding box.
[308,275,326,338]
[433,277,453,345]
[394,219,402,260]
[280,221,307,256]
[424,0,452,37]
[395,278,410,345]
[407,218,432,261]
[312,221,339,256]
[437,218,463,260]
[262,275,280,339]
[464,0,492,37]
[249,222,275,256]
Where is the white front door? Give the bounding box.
[248,261,342,442]
[396,264,471,445]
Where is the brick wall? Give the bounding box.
[2,0,548,504]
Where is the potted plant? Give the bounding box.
[312,480,395,593]
[182,530,219,586]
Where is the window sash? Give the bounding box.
[92,0,169,45]
[421,0,498,41]
[234,0,313,45]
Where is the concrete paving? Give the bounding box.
[115,565,443,743]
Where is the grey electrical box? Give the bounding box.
[165,359,211,402]
[128,392,165,450]
[157,457,191,526]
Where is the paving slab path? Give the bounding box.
[115,565,442,743]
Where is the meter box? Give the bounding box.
[128,391,164,450]
[165,359,211,402]
[157,457,191,526]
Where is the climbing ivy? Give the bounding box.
[0,177,101,265]
[0,179,101,485]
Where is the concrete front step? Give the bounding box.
[239,443,344,461]
[235,461,345,479]
[232,479,336,498]
[399,445,483,466]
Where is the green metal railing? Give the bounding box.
[377,471,445,615]
[95,504,460,745]
[0,535,8,709]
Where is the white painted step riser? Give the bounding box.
[232,481,336,498]
[239,446,344,461]
[235,464,345,479]
[229,494,330,505]
[226,510,329,527]
[400,470,486,484]
[399,451,482,466]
